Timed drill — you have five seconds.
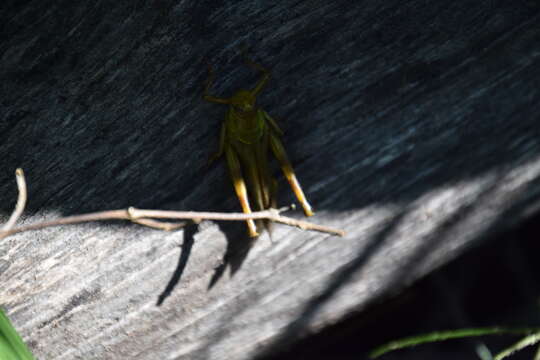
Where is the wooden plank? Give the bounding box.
[1,1,539,359]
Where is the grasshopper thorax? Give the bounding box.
[230,90,256,113]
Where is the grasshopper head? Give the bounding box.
[230,90,256,112]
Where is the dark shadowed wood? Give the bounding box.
[1,1,539,359]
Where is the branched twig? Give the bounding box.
[2,168,27,232]
[0,169,345,240]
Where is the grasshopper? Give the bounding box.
[203,56,313,237]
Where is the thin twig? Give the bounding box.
[130,218,188,231]
[127,206,188,231]
[0,170,345,239]
[2,168,27,232]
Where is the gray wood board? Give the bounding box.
[1,1,539,359]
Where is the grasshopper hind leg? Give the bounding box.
[225,147,259,237]
[269,134,314,217]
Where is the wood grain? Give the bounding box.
[1,1,539,359]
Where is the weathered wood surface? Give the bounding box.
[0,1,539,359]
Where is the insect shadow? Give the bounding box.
[156,224,197,306]
[208,221,258,290]
[155,220,257,305]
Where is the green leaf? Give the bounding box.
[0,309,35,360]
[369,327,540,359]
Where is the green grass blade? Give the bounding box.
[0,309,35,360]
[534,344,540,360]
[494,332,540,360]
[370,327,540,359]
[0,335,27,360]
